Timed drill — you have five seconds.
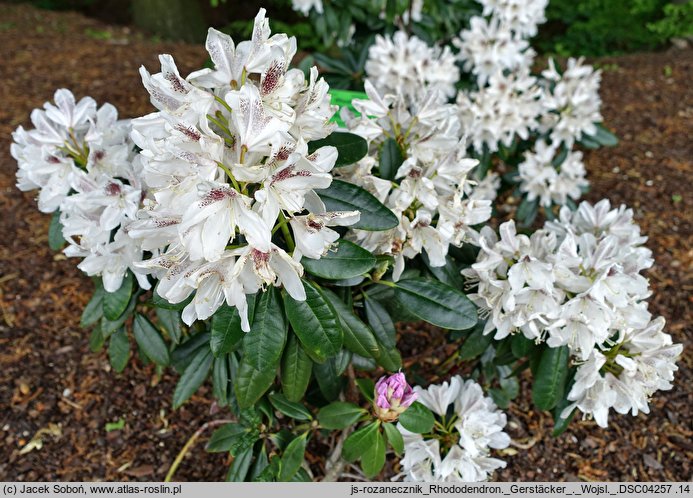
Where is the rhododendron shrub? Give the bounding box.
[13,5,681,484]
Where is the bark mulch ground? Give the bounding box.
[0,3,691,482]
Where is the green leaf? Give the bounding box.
[269,392,312,421]
[280,334,313,402]
[105,418,125,432]
[592,123,618,147]
[394,278,477,330]
[553,408,576,437]
[133,314,170,366]
[343,421,380,462]
[89,325,105,352]
[458,322,494,360]
[361,429,386,478]
[171,332,210,373]
[317,179,399,231]
[511,333,535,358]
[517,197,539,226]
[108,327,130,373]
[379,138,403,180]
[301,240,376,280]
[156,307,182,344]
[172,347,213,409]
[235,289,287,408]
[422,253,463,288]
[48,210,66,250]
[226,445,253,482]
[207,423,246,452]
[103,271,134,321]
[552,367,577,436]
[249,445,269,481]
[322,289,380,359]
[212,355,230,407]
[278,433,308,481]
[355,378,375,402]
[398,402,435,434]
[532,345,570,411]
[210,297,256,356]
[308,132,368,167]
[80,286,104,328]
[382,422,404,455]
[283,281,342,363]
[318,401,366,429]
[313,356,343,401]
[151,283,193,311]
[364,297,396,347]
[100,297,136,337]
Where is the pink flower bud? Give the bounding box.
[373,372,417,422]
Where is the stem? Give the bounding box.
[215,161,241,191]
[278,212,295,252]
[214,95,234,115]
[206,114,233,139]
[165,419,235,482]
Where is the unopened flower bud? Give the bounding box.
[373,372,417,422]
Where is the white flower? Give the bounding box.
[290,0,323,15]
[396,377,510,482]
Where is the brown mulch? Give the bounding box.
[0,3,691,482]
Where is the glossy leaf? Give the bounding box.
[133,314,170,366]
[280,334,313,402]
[383,422,404,455]
[532,345,570,411]
[378,138,403,180]
[317,179,399,231]
[172,347,213,409]
[210,297,256,357]
[458,322,494,360]
[80,285,104,328]
[322,289,380,359]
[307,132,368,167]
[278,433,308,481]
[342,421,380,462]
[301,240,376,280]
[108,327,130,373]
[226,445,253,482]
[317,401,366,430]
[156,307,182,344]
[394,278,477,330]
[283,281,342,363]
[48,210,66,250]
[103,271,133,321]
[398,402,435,434]
[235,289,287,408]
[269,392,312,421]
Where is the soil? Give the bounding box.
[0,3,691,482]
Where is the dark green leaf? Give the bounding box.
[301,240,376,280]
[269,392,312,420]
[235,289,287,408]
[532,345,570,411]
[592,123,618,147]
[48,210,66,250]
[280,334,313,402]
[360,429,385,478]
[516,197,539,227]
[318,401,366,429]
[343,421,380,462]
[394,278,477,330]
[458,322,494,360]
[422,253,463,288]
[355,378,375,402]
[552,367,577,436]
[133,314,170,366]
[308,132,368,167]
[100,297,136,337]
[364,297,395,347]
[80,285,104,328]
[511,333,535,358]
[382,422,404,455]
[108,327,130,373]
[89,325,105,352]
[206,423,246,452]
[322,289,380,359]
[379,138,403,180]
[553,408,576,437]
[171,332,210,373]
[313,356,343,401]
[210,297,256,356]
[226,445,253,482]
[317,180,399,231]
[172,347,213,409]
[398,402,435,434]
[283,281,342,363]
[156,307,182,344]
[103,271,133,321]
[278,433,308,481]
[249,444,269,481]
[212,355,230,406]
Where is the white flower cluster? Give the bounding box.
[396,376,510,482]
[340,81,492,279]
[540,57,603,148]
[477,0,548,38]
[456,68,542,154]
[463,199,683,427]
[11,89,148,292]
[517,140,588,207]
[291,0,323,16]
[127,9,357,330]
[365,31,460,103]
